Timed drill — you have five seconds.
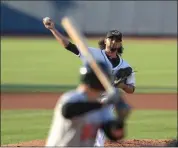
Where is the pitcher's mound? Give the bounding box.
[4,139,173,147]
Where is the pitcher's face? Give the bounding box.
[105,37,122,52]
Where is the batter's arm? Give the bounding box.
[61,89,120,120]
[62,102,103,119]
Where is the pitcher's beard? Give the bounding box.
[110,43,120,52]
[110,48,118,52]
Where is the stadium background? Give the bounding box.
[1,1,177,92]
[1,1,177,36]
[1,1,177,147]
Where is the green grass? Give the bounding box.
[1,37,177,92]
[1,110,177,145]
[1,38,81,85]
[1,110,52,145]
[127,110,177,139]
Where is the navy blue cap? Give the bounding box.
[106,30,122,41]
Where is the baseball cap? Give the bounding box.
[106,30,122,41]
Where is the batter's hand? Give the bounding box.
[102,88,120,105]
[43,17,55,30]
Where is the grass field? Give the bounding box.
[1,37,177,92]
[1,37,177,145]
[1,110,177,145]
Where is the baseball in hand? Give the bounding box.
[43,17,51,23]
[43,17,51,24]
[43,17,54,29]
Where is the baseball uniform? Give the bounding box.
[46,90,117,147]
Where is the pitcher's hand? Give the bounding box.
[43,17,55,30]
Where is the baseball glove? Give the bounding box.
[114,67,133,86]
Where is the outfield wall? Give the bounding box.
[1,1,177,36]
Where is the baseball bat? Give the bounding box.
[61,16,114,95]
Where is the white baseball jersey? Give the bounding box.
[46,90,116,147]
[77,47,136,146]
[78,47,135,86]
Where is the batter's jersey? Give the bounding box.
[78,47,136,86]
[46,90,116,147]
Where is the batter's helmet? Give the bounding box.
[80,61,112,90]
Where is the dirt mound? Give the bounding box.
[105,139,172,147]
[4,139,173,147]
[3,140,45,147]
